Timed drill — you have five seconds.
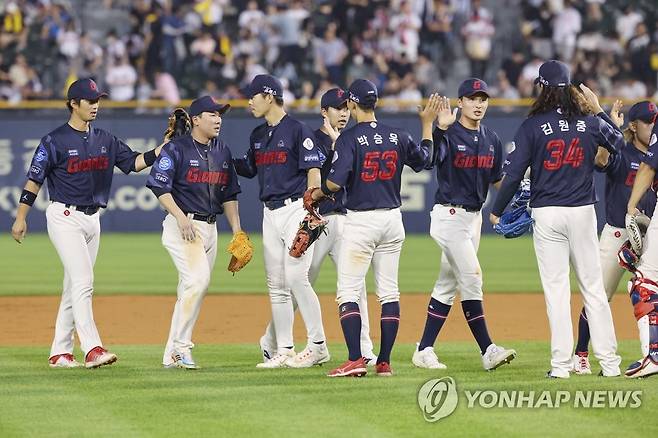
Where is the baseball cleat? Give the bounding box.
[49,353,83,369]
[482,344,516,371]
[286,344,330,368]
[546,370,569,379]
[84,346,117,369]
[256,349,295,369]
[375,361,393,376]
[171,351,198,370]
[625,356,658,379]
[363,352,378,367]
[412,343,447,370]
[327,357,367,377]
[259,335,276,364]
[572,353,592,375]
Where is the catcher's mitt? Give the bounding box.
[164,108,192,142]
[625,212,651,255]
[227,231,253,274]
[494,205,534,238]
[618,240,640,273]
[289,213,328,258]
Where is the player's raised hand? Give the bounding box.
[609,99,624,128]
[11,218,27,243]
[436,96,458,130]
[578,83,603,114]
[418,93,441,125]
[176,215,197,242]
[322,115,340,143]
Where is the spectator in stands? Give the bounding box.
[106,54,138,101]
[238,0,265,36]
[552,0,581,62]
[314,22,348,86]
[390,1,422,63]
[461,0,494,79]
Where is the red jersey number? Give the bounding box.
[543,138,584,170]
[361,150,398,182]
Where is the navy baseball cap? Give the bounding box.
[189,96,230,117]
[67,78,108,100]
[458,78,490,98]
[320,88,348,109]
[628,101,658,123]
[534,60,571,87]
[348,79,378,109]
[240,74,283,99]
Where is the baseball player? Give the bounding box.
[412,79,517,371]
[234,74,328,368]
[572,100,657,374]
[146,97,249,369]
[625,109,658,378]
[490,60,624,378]
[10,78,163,368]
[306,79,440,377]
[258,88,378,366]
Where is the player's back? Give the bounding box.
[518,110,604,208]
[333,121,425,211]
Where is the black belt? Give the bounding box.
[64,204,100,215]
[187,213,216,224]
[265,197,299,211]
[445,203,480,213]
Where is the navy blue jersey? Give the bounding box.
[642,123,658,170]
[233,115,321,201]
[431,122,504,210]
[328,121,432,210]
[314,128,346,215]
[146,135,241,215]
[598,142,656,227]
[26,123,139,207]
[494,111,625,214]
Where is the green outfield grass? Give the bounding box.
[0,341,655,437]
[1,233,634,296]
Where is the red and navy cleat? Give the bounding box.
[327,357,367,377]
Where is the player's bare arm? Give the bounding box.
[133,142,165,172]
[307,167,321,188]
[223,200,242,235]
[11,180,41,243]
[156,193,196,241]
[627,162,656,214]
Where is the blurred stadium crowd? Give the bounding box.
[0,0,656,106]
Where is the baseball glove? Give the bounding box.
[289,213,328,258]
[227,231,253,274]
[625,212,651,255]
[164,108,192,141]
[494,205,534,238]
[510,178,531,209]
[618,240,640,273]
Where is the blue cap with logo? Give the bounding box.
[458,78,490,98]
[534,60,571,87]
[348,79,378,109]
[628,101,658,123]
[240,74,283,99]
[67,78,108,100]
[320,88,348,109]
[189,95,230,117]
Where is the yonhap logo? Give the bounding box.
[418,377,458,422]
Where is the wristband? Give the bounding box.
[19,190,37,206]
[144,149,158,166]
[321,180,333,197]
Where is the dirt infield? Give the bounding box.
[0,293,641,346]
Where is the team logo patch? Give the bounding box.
[159,157,173,170]
[473,135,478,142]
[457,145,466,151]
[64,210,70,216]
[254,142,261,150]
[222,161,229,169]
[277,140,285,148]
[189,160,199,167]
[68,149,79,156]
[155,172,168,183]
[30,165,41,174]
[631,162,640,170]
[332,150,339,163]
[35,145,47,162]
[303,138,314,151]
[489,144,494,152]
[100,146,107,154]
[370,122,377,128]
[650,133,657,147]
[449,208,456,215]
[304,154,320,162]
[615,231,621,238]
[318,150,326,163]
